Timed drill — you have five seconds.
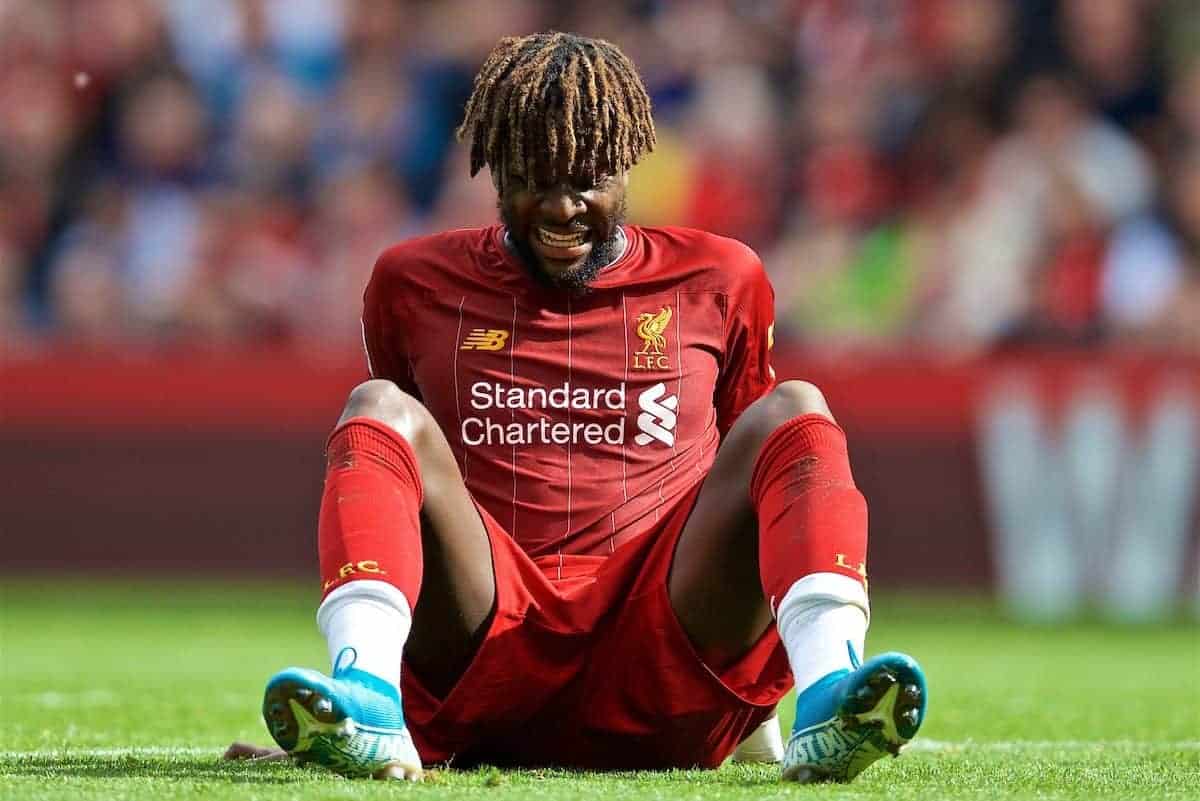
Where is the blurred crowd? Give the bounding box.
[3,0,1200,356]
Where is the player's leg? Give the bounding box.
[669,381,841,670]
[668,380,926,782]
[324,380,496,692]
[668,382,835,767]
[745,394,925,781]
[263,379,495,780]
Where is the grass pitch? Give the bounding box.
[1,580,1196,801]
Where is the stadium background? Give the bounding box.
[2,0,1199,626]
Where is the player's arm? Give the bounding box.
[361,250,422,399]
[713,248,776,438]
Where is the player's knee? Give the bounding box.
[339,379,434,444]
[759,380,835,433]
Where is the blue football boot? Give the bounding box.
[782,645,927,782]
[262,648,422,780]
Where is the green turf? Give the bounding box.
[1,580,1197,800]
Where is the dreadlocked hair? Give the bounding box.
[456,32,656,191]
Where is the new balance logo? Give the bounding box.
[635,382,678,447]
[460,329,509,351]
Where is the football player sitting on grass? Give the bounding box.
[226,32,925,782]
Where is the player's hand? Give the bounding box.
[222,741,289,761]
[222,742,422,781]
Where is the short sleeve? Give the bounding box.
[361,251,422,400]
[714,252,776,437]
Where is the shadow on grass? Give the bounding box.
[419,763,785,787]
[1,755,789,788]
[0,755,320,785]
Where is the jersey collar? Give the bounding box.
[500,226,629,274]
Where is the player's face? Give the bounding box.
[499,165,628,290]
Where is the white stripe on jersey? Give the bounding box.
[620,294,629,504]
[453,296,468,480]
[510,294,518,539]
[674,289,683,459]
[564,296,573,545]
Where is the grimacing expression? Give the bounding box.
[499,168,629,291]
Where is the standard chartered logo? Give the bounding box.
[460,380,679,448]
[634,382,678,447]
[462,381,626,446]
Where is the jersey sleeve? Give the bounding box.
[714,250,776,438]
[361,250,422,400]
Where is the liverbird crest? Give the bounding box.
[635,307,672,355]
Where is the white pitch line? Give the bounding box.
[1,747,218,758]
[2,741,1198,760]
[17,691,117,708]
[907,739,1200,753]
[12,692,252,710]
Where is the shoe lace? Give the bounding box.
[333,646,358,676]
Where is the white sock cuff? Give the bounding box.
[316,580,412,636]
[775,572,870,627]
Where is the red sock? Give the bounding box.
[318,417,423,600]
[750,414,869,605]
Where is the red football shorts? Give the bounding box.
[400,485,793,769]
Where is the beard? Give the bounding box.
[500,197,627,292]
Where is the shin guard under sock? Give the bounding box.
[750,414,869,605]
[319,417,423,601]
[751,415,871,690]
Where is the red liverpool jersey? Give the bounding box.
[361,224,775,558]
